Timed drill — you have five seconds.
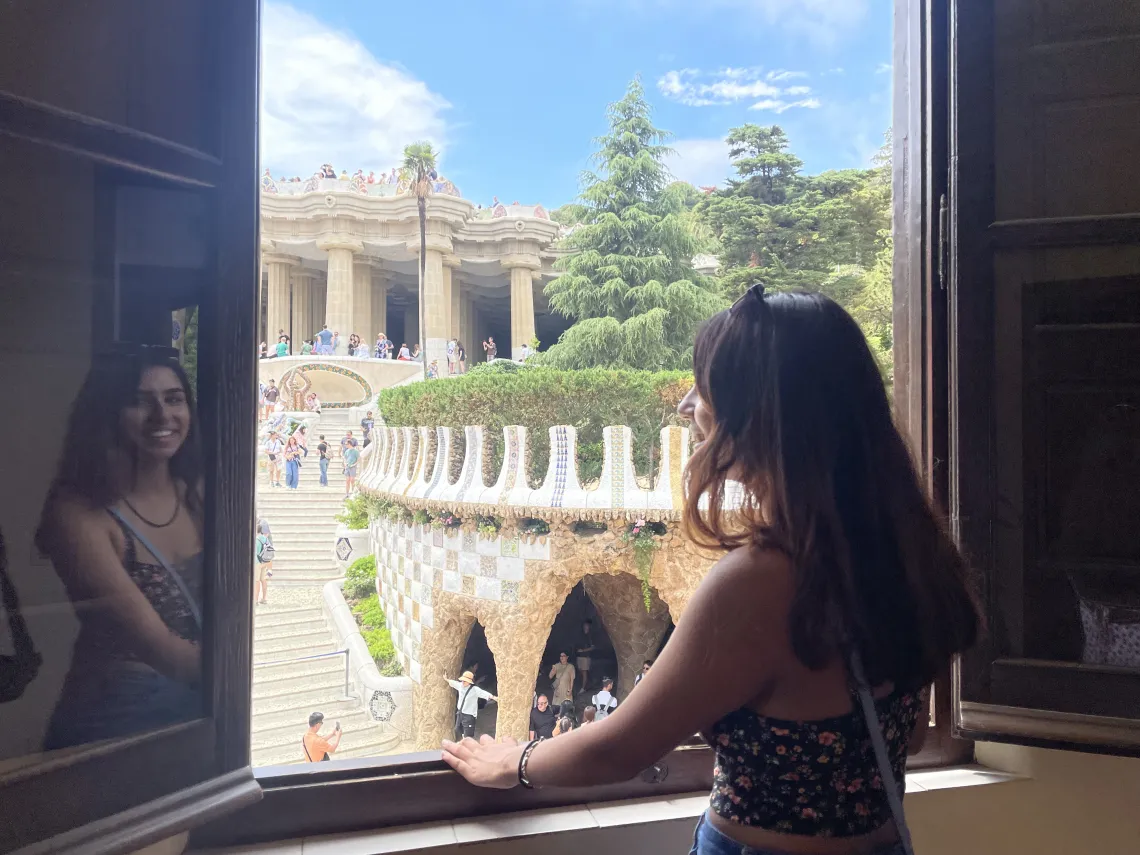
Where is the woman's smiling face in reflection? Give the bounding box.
[119,366,190,461]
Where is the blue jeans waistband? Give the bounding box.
[690,812,906,855]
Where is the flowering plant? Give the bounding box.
[622,519,667,611]
[412,509,433,527]
[475,514,502,539]
[435,510,463,530]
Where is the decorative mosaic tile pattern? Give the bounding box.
[404,540,413,559]
[501,536,519,558]
[432,548,446,569]
[475,535,500,556]
[503,426,519,492]
[610,428,626,508]
[433,568,443,588]
[404,578,412,596]
[459,552,479,576]
[475,577,502,601]
[551,426,570,507]
[446,550,458,571]
[442,570,461,593]
[412,543,423,562]
[432,529,444,548]
[478,555,497,577]
[421,544,432,563]
[497,556,525,581]
[429,426,449,493]
[461,574,476,596]
[462,530,476,551]
[418,583,432,604]
[412,601,420,621]
[669,427,684,511]
[456,428,479,501]
[413,563,422,583]
[501,580,520,604]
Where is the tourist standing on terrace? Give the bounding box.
[263,430,283,488]
[262,379,278,421]
[295,425,309,458]
[360,411,375,447]
[443,288,980,855]
[529,695,556,740]
[457,341,467,373]
[315,325,334,355]
[342,441,360,498]
[446,338,457,374]
[274,335,288,358]
[548,651,575,707]
[446,670,498,740]
[633,659,652,689]
[317,435,330,487]
[36,350,204,749]
[592,677,617,721]
[375,333,390,359]
[482,336,497,362]
[300,339,313,356]
[258,341,267,359]
[283,435,302,490]
[574,619,596,692]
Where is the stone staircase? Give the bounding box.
[250,410,401,767]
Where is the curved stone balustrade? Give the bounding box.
[360,423,692,519]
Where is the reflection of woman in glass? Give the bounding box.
[36,350,204,749]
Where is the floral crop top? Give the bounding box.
[705,688,921,837]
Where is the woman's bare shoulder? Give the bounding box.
[708,545,796,605]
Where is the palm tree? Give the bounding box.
[400,141,439,380]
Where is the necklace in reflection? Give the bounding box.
[124,492,182,528]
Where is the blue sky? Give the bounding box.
[261,0,891,208]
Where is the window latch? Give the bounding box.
[639,763,669,784]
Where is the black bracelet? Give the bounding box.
[518,737,542,789]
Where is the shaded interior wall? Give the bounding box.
[582,574,672,698]
[0,138,94,760]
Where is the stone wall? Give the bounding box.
[361,423,723,749]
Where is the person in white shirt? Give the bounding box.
[633,659,652,689]
[592,677,618,721]
[446,670,497,739]
[518,342,530,363]
[264,431,284,488]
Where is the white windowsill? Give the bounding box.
[193,765,1024,855]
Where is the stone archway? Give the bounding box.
[460,621,498,738]
[581,574,672,699]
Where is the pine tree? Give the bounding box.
[542,78,725,370]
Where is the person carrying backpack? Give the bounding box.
[254,517,275,605]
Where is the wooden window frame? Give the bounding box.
[0,3,262,853]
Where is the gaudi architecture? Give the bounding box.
[260,169,563,364]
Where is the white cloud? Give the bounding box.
[261,3,450,177]
[748,97,821,113]
[657,67,818,110]
[664,138,733,188]
[875,62,892,75]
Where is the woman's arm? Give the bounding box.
[443,547,794,789]
[44,497,201,685]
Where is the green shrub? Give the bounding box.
[343,554,377,599]
[376,367,691,484]
[351,594,401,675]
[474,514,502,538]
[412,509,432,526]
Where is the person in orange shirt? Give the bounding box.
[302,711,341,762]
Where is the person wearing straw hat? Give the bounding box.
[445,670,497,740]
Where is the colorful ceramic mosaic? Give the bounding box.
[610,428,627,508]
[456,427,480,501]
[461,575,476,596]
[503,426,519,492]
[478,556,496,577]
[551,426,570,507]
[501,536,519,558]
[446,550,458,571]
[276,362,374,408]
[501,580,521,603]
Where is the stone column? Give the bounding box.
[292,269,314,347]
[504,255,540,360]
[459,292,472,354]
[582,574,673,698]
[312,278,327,332]
[371,270,389,340]
[441,255,461,351]
[421,248,447,367]
[450,275,463,341]
[352,260,373,346]
[316,238,362,355]
[263,253,299,351]
[404,304,419,351]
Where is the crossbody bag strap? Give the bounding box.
[849,649,915,855]
[107,507,202,630]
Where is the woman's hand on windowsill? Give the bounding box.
[441,734,524,790]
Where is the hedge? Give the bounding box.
[376,365,691,484]
[351,593,401,677]
[343,554,376,599]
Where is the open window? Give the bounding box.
[0,2,260,852]
[948,3,1140,751]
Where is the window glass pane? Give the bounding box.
[0,137,211,773]
[250,3,898,768]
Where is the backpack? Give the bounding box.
[257,534,275,563]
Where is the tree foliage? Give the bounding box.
[401,141,438,376]
[542,78,726,370]
[698,125,891,301]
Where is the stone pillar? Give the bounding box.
[583,574,673,698]
[459,292,472,355]
[352,260,373,347]
[504,256,540,360]
[264,253,299,352]
[371,270,388,340]
[312,278,327,332]
[292,269,314,348]
[450,275,463,341]
[316,238,362,355]
[422,248,447,367]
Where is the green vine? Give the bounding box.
[474,514,503,539]
[622,519,667,612]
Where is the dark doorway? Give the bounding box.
[536,581,617,715]
[460,621,497,738]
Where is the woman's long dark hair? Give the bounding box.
[36,350,203,551]
[682,290,979,689]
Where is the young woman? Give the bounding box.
[581,705,597,725]
[457,341,466,374]
[37,350,205,749]
[295,425,309,458]
[442,288,979,855]
[283,435,302,490]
